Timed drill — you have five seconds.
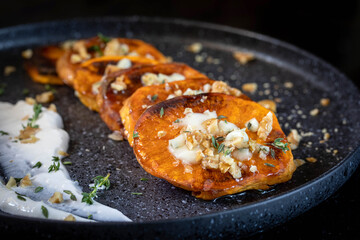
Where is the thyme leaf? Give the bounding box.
[151,94,158,102]
[32,161,42,169]
[34,186,44,193]
[133,131,139,138]
[41,205,49,218]
[131,192,143,195]
[160,107,164,118]
[270,148,276,159]
[81,173,110,205]
[0,130,9,136]
[64,190,77,201]
[265,163,275,167]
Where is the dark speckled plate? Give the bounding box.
[0,17,359,239]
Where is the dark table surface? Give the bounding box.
[0,1,359,239]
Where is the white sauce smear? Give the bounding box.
[0,101,131,222]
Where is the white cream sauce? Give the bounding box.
[168,110,250,166]
[0,101,131,222]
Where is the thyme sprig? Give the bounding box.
[211,136,226,154]
[81,173,110,205]
[48,156,60,173]
[270,138,289,153]
[26,103,42,129]
[88,45,103,56]
[97,33,111,43]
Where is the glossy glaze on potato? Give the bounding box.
[73,56,159,111]
[56,36,168,87]
[24,45,65,85]
[133,93,296,200]
[96,63,208,131]
[120,79,251,146]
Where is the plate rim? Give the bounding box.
[0,15,359,234]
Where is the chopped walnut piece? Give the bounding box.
[21,115,29,121]
[17,126,40,144]
[284,82,294,88]
[195,149,205,163]
[186,42,203,53]
[166,56,173,62]
[258,99,277,112]
[73,40,90,60]
[111,75,127,91]
[210,81,242,97]
[104,39,129,56]
[294,159,306,167]
[61,40,76,50]
[4,66,16,76]
[184,108,193,114]
[310,108,319,116]
[249,165,258,173]
[287,129,302,150]
[242,83,258,94]
[202,118,219,135]
[20,135,39,144]
[58,150,69,157]
[233,51,255,64]
[141,73,159,86]
[306,157,317,163]
[108,131,124,141]
[48,103,57,112]
[36,91,54,103]
[195,55,204,63]
[157,130,167,138]
[320,98,330,107]
[20,174,32,187]
[323,132,331,141]
[6,176,17,189]
[25,97,36,105]
[202,155,220,169]
[70,54,82,64]
[64,214,76,221]
[21,49,33,59]
[257,112,273,141]
[49,192,64,204]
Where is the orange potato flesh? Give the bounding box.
[56,36,168,87]
[73,56,159,111]
[133,93,296,200]
[96,63,208,131]
[24,45,65,85]
[120,79,251,146]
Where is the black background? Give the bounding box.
[1,0,359,239]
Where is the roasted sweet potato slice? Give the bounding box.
[121,79,251,146]
[133,93,296,200]
[73,56,159,111]
[56,36,168,87]
[97,63,208,131]
[24,45,65,85]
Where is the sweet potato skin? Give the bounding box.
[56,37,168,87]
[73,56,159,111]
[96,63,208,131]
[25,45,65,85]
[133,93,296,200]
[120,79,251,146]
